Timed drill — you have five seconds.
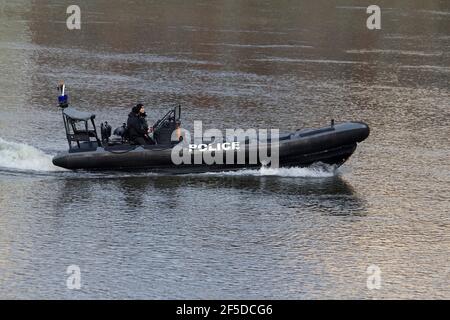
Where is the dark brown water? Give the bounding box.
[0,0,449,299]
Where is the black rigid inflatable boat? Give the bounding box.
[52,85,369,172]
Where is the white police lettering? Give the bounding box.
[170,121,280,167]
[188,142,240,152]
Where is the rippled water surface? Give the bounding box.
[0,0,449,299]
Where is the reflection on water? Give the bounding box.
[0,171,370,299]
[0,0,449,299]
[54,173,364,215]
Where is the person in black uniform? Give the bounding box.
[127,103,154,145]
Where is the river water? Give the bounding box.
[0,0,449,299]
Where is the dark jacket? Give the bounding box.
[127,112,147,141]
[140,113,149,132]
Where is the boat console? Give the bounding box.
[57,82,182,152]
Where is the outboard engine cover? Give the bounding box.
[113,123,128,142]
[113,123,126,137]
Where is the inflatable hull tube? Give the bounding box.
[52,122,369,172]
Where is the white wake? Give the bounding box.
[200,165,337,178]
[0,138,62,172]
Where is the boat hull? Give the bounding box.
[52,122,369,172]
